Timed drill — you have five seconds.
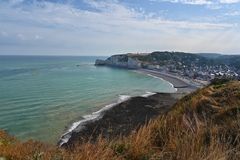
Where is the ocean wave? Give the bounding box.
[141,91,156,97]
[118,95,131,102]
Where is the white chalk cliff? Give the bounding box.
[95,54,142,69]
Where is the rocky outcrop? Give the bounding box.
[95,54,142,69]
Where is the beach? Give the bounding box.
[137,69,203,93]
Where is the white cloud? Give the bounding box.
[0,0,239,55]
[153,0,240,4]
[220,0,240,4]
[151,0,240,9]
[8,0,25,5]
[155,0,213,5]
[34,35,42,40]
[17,33,26,40]
[225,10,240,16]
[1,31,8,37]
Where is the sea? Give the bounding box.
[0,55,176,144]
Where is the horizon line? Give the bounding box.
[0,51,240,56]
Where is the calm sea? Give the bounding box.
[0,56,175,143]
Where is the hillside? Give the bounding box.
[1,80,240,159]
[197,53,240,70]
[131,51,213,67]
[216,55,240,70]
[133,52,240,70]
[197,53,222,59]
[96,51,218,68]
[96,51,240,81]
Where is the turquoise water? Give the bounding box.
[0,56,175,143]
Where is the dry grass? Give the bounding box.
[1,80,240,160]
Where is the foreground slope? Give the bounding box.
[1,80,240,160]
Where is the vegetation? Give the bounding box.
[130,51,218,67]
[1,80,240,160]
[130,51,240,70]
[216,55,240,70]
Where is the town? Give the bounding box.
[96,51,240,83]
[142,59,240,82]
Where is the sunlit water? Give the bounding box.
[0,56,175,143]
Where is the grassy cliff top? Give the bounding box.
[1,80,240,160]
[119,51,240,69]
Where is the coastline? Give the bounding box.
[58,94,131,147]
[58,68,201,148]
[136,69,203,93]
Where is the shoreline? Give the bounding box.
[58,68,200,148]
[58,92,156,147]
[137,69,203,93]
[58,94,132,147]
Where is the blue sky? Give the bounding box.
[0,0,240,55]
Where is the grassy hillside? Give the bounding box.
[216,55,240,70]
[130,51,240,70]
[197,53,222,59]
[1,80,240,160]
[130,51,217,67]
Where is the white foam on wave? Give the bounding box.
[118,95,131,102]
[141,91,156,97]
[58,94,131,147]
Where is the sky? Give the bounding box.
[0,0,240,55]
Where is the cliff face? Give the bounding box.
[95,51,210,69]
[95,54,141,69]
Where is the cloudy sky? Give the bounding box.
[0,0,240,55]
